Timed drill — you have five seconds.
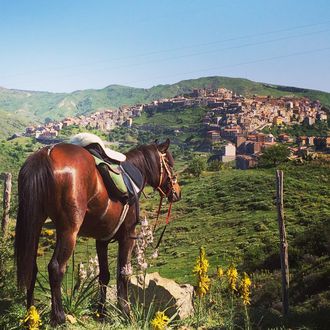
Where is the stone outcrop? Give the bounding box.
[106,272,194,320]
[129,272,194,320]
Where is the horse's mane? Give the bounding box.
[125,143,161,188]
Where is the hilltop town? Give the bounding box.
[20,87,329,168]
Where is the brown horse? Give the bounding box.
[14,138,181,325]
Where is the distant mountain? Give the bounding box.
[0,76,329,129]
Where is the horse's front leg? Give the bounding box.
[96,239,110,317]
[117,231,135,315]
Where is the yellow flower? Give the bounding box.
[227,265,238,292]
[21,306,42,330]
[239,272,252,305]
[150,311,170,330]
[44,229,54,236]
[193,247,210,297]
[196,273,211,296]
[37,247,44,257]
[217,266,224,278]
[193,247,209,275]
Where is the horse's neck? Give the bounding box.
[126,149,159,190]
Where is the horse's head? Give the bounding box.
[155,139,181,203]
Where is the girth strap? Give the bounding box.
[100,203,130,241]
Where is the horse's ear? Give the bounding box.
[158,138,170,153]
[154,139,159,145]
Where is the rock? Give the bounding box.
[129,272,194,320]
[66,314,77,324]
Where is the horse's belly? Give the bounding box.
[79,201,124,240]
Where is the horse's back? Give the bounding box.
[48,144,101,218]
[50,143,94,168]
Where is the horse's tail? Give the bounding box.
[15,147,55,289]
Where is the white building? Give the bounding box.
[221,143,236,163]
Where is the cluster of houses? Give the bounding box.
[183,88,329,169]
[202,88,327,139]
[20,86,329,169]
[144,87,328,169]
[24,105,143,140]
[203,89,330,169]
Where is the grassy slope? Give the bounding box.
[31,159,330,329]
[146,161,330,281]
[1,128,329,328]
[0,110,30,138]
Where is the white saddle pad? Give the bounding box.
[70,132,126,162]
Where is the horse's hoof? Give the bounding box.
[50,312,66,327]
[118,302,131,317]
[96,314,106,323]
[96,307,107,321]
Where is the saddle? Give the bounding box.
[87,143,143,205]
[70,133,143,206]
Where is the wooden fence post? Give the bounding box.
[276,170,289,316]
[2,172,12,236]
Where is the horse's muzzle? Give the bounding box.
[169,189,181,203]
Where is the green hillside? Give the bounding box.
[0,110,30,138]
[1,136,329,328]
[1,76,330,128]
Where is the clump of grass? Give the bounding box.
[36,253,99,323]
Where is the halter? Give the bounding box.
[155,151,178,198]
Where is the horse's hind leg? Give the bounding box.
[27,262,38,308]
[48,229,78,326]
[96,239,110,317]
[27,222,45,308]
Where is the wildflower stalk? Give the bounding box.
[244,304,250,330]
[240,272,252,306]
[196,296,200,329]
[193,247,210,297]
[226,265,238,330]
[227,265,238,293]
[228,292,234,330]
[142,269,147,322]
[132,216,158,326]
[193,247,210,328]
[240,272,252,330]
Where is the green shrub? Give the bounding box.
[0,236,24,329]
[187,156,206,177]
[259,144,290,167]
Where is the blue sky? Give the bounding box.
[1,0,330,93]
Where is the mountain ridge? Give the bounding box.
[0,76,329,136]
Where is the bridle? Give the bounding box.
[153,151,178,249]
[155,151,178,198]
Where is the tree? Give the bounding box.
[259,144,290,167]
[187,156,206,177]
[207,159,221,172]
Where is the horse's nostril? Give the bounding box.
[172,191,181,202]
